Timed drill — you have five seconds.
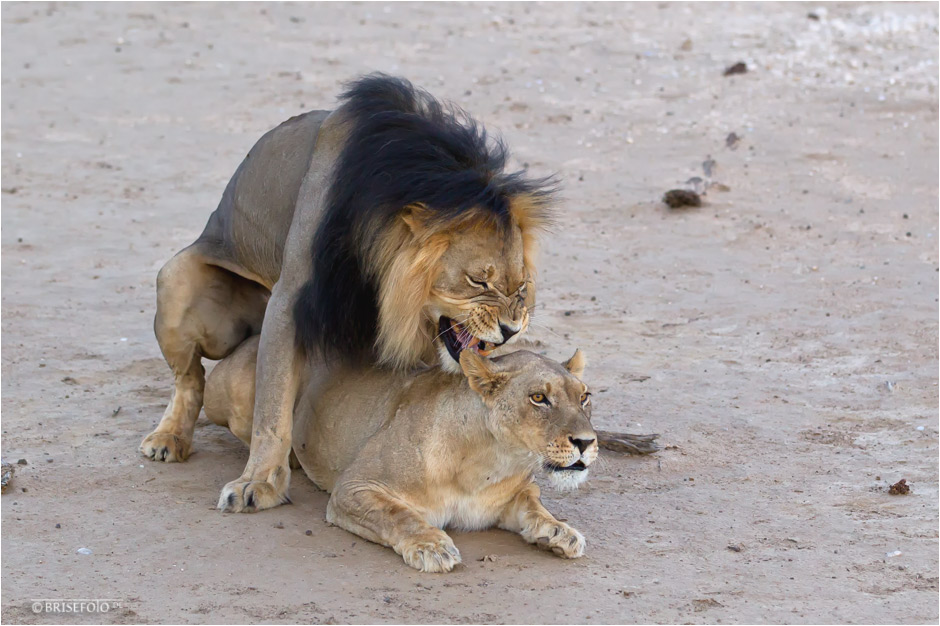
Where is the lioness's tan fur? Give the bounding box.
[205,338,597,573]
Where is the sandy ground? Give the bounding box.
[2,2,938,624]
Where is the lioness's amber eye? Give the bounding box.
[581,392,591,405]
[530,393,548,405]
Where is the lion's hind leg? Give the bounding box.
[204,336,260,446]
[141,245,269,463]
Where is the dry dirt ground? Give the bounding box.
[2,2,938,624]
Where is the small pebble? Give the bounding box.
[17,459,27,465]
[305,530,313,536]
[723,62,748,76]
[55,523,61,529]
[888,479,910,495]
[76,547,92,555]
[885,550,902,558]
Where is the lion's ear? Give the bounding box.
[400,203,432,236]
[460,350,508,397]
[563,349,586,379]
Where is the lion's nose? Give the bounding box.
[569,436,595,454]
[499,324,519,343]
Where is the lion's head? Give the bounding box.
[296,74,554,371]
[370,196,545,372]
[459,348,597,490]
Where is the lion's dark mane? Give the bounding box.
[293,74,553,361]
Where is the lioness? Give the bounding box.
[141,74,555,514]
[204,337,597,573]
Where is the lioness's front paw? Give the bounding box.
[399,535,462,573]
[140,432,191,463]
[531,521,585,559]
[218,475,290,513]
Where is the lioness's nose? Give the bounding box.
[499,324,519,343]
[570,436,595,453]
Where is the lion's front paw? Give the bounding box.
[399,534,462,573]
[530,520,585,559]
[218,474,290,513]
[140,431,191,463]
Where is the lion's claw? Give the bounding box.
[530,520,585,559]
[140,432,190,463]
[218,474,290,513]
[399,535,462,573]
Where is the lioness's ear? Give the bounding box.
[460,350,509,397]
[563,349,586,379]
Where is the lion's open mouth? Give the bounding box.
[545,460,588,472]
[439,317,492,363]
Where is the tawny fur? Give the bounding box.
[205,339,597,573]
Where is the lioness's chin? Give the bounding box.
[546,468,589,491]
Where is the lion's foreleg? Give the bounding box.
[327,482,461,573]
[498,482,585,559]
[217,284,303,513]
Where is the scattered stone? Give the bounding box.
[885,550,902,558]
[1,464,15,493]
[273,521,285,529]
[727,544,742,552]
[55,523,61,529]
[478,554,498,562]
[693,598,724,611]
[76,547,93,555]
[305,530,313,536]
[702,158,716,177]
[663,189,702,208]
[888,479,910,495]
[807,11,820,21]
[680,39,693,51]
[723,62,748,76]
[726,132,741,150]
[686,176,707,194]
[112,406,122,417]
[17,459,27,465]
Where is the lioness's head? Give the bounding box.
[459,348,597,490]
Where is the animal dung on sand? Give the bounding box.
[663,189,702,208]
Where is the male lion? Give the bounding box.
[140,74,554,513]
[204,336,596,573]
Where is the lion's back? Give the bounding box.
[197,109,331,286]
